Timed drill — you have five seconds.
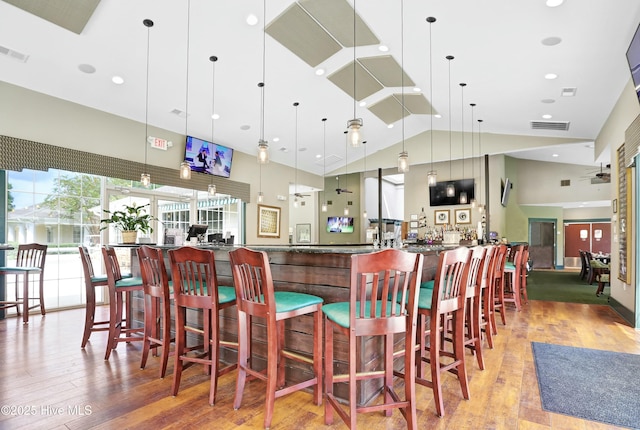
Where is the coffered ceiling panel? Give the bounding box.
[299,0,380,48]
[266,2,342,67]
[368,95,410,125]
[358,56,414,87]
[2,0,100,34]
[327,60,383,101]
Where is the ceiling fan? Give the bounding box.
[293,191,311,199]
[581,163,611,183]
[335,176,352,195]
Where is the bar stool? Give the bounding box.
[0,243,47,324]
[491,244,509,329]
[229,247,323,429]
[503,245,523,311]
[323,249,424,429]
[416,246,471,417]
[102,246,144,360]
[137,245,173,378]
[479,245,497,349]
[169,246,237,405]
[459,246,488,370]
[79,245,109,347]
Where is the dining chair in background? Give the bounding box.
[79,245,109,347]
[0,243,47,324]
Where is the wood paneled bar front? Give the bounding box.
[115,244,442,405]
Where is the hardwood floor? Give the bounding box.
[1,299,638,429]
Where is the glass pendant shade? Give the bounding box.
[470,198,477,208]
[459,191,468,204]
[257,139,269,163]
[344,207,349,216]
[179,161,191,179]
[293,197,299,209]
[427,171,437,187]
[208,184,216,196]
[478,204,485,214]
[140,173,151,188]
[397,151,409,173]
[347,118,363,147]
[321,202,328,212]
[363,210,367,218]
[446,182,455,197]
[257,191,264,203]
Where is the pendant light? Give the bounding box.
[207,55,218,197]
[470,103,477,208]
[257,0,270,163]
[397,0,409,173]
[293,102,300,209]
[321,118,328,212]
[426,17,437,187]
[478,119,485,214]
[445,55,455,197]
[140,19,153,188]
[363,140,368,218]
[347,0,363,148]
[459,82,467,204]
[344,131,349,215]
[257,161,264,203]
[179,0,192,180]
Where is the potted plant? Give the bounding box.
[100,202,155,244]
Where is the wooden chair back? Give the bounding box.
[137,245,170,299]
[79,246,98,280]
[228,247,275,321]
[465,246,487,300]
[102,246,125,284]
[15,243,47,270]
[349,248,424,336]
[432,246,472,317]
[168,246,219,311]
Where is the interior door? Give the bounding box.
[529,221,555,269]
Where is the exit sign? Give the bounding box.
[147,136,173,150]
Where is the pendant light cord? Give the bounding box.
[401,0,405,152]
[260,0,266,142]
[352,0,357,119]
[185,0,191,139]
[143,20,152,170]
[428,17,435,172]
[460,83,466,180]
[447,55,454,179]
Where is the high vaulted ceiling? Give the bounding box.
[1,0,639,177]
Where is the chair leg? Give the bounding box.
[323,317,334,425]
[159,296,172,379]
[264,319,279,430]
[81,284,97,348]
[140,294,154,370]
[21,274,29,324]
[429,329,445,417]
[38,274,45,315]
[171,305,186,396]
[209,306,220,405]
[454,316,470,400]
[312,306,322,406]
[233,312,249,410]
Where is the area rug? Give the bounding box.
[531,342,640,429]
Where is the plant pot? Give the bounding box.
[121,230,138,244]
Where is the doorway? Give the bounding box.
[529,220,556,269]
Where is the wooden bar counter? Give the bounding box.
[119,243,442,405]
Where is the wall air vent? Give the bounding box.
[530,120,570,131]
[560,179,570,187]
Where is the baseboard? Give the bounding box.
[608,296,637,328]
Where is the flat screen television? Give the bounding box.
[626,22,640,106]
[429,179,475,206]
[186,224,208,241]
[327,216,354,233]
[184,135,234,178]
[501,178,512,207]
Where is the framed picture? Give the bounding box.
[257,204,281,238]
[455,208,471,224]
[410,220,419,229]
[410,214,418,220]
[612,198,617,213]
[434,210,449,225]
[296,223,311,243]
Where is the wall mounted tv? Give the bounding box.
[429,179,475,206]
[183,135,234,178]
[626,21,640,106]
[327,216,354,233]
[501,178,512,207]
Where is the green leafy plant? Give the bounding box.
[99,202,155,234]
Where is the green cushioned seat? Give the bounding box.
[504,262,516,270]
[218,285,236,304]
[417,287,433,310]
[590,260,609,269]
[90,275,108,284]
[322,301,403,329]
[599,274,610,283]
[274,291,322,313]
[0,266,41,272]
[115,276,143,288]
[420,280,435,290]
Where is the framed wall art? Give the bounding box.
[455,208,471,224]
[257,204,281,238]
[434,210,449,225]
[296,223,311,243]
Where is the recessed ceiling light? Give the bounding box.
[387,124,394,129]
[413,87,421,92]
[378,45,389,52]
[315,68,325,76]
[434,114,442,119]
[299,147,307,152]
[315,154,322,159]
[211,113,219,120]
[272,137,280,142]
[541,36,562,46]
[359,101,367,107]
[552,153,559,157]
[542,114,552,119]
[546,0,564,7]
[545,73,558,80]
[78,64,96,74]
[541,98,556,104]
[240,124,250,130]
[111,75,124,85]
[279,147,288,153]
[246,14,258,26]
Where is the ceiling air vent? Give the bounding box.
[0,45,29,63]
[560,179,570,187]
[530,120,570,131]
